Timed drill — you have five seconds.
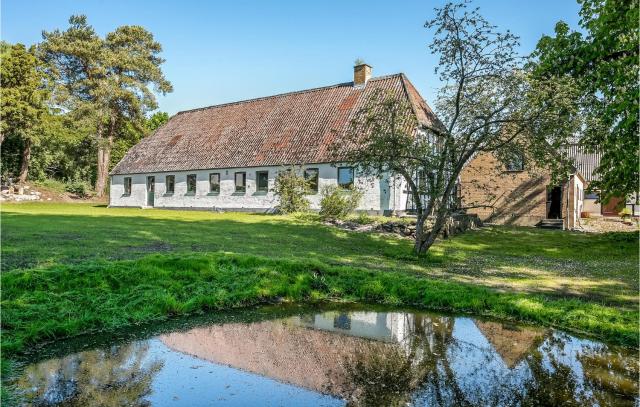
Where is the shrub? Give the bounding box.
[354,212,375,225]
[273,168,311,214]
[65,178,92,198]
[619,207,632,220]
[319,185,363,220]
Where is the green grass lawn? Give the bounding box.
[2,202,638,355]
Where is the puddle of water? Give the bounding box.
[11,309,639,406]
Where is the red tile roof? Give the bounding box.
[111,74,440,175]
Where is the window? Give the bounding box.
[209,173,220,193]
[504,151,525,171]
[123,177,132,195]
[186,174,196,194]
[256,171,269,192]
[165,175,175,194]
[584,191,599,200]
[333,313,351,330]
[235,172,246,192]
[337,167,354,189]
[304,168,319,193]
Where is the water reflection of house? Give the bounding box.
[161,317,374,397]
[159,313,543,398]
[292,311,415,344]
[473,321,545,369]
[160,312,423,397]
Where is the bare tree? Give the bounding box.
[342,1,579,255]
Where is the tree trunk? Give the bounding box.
[413,214,427,253]
[18,138,31,183]
[418,202,453,254]
[95,117,115,197]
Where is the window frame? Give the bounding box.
[304,168,319,194]
[234,171,246,193]
[186,174,197,194]
[209,172,220,193]
[504,151,525,172]
[337,166,354,189]
[256,171,269,193]
[123,177,132,196]
[165,175,175,194]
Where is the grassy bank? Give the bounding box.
[3,253,637,355]
[1,203,638,355]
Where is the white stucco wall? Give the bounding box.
[582,198,601,215]
[109,164,406,214]
[569,174,584,229]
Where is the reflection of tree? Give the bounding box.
[578,346,639,407]
[342,315,467,406]
[516,334,639,407]
[341,316,638,407]
[16,341,162,406]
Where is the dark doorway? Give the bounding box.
[146,176,155,207]
[547,186,562,219]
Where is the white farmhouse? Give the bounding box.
[109,64,440,214]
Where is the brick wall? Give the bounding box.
[459,152,550,226]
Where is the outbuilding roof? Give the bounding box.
[562,144,602,182]
[111,74,439,175]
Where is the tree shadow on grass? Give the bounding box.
[2,209,637,306]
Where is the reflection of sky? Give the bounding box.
[144,339,344,407]
[446,318,532,404]
[539,332,601,401]
[16,311,637,406]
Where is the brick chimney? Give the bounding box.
[354,63,372,87]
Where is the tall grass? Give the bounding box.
[3,252,637,357]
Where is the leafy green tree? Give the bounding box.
[0,42,49,182]
[272,167,311,214]
[146,111,169,132]
[530,0,639,200]
[343,2,579,254]
[39,15,172,196]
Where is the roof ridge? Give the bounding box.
[175,73,404,116]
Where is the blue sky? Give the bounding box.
[2,0,581,116]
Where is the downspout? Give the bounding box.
[565,176,571,231]
[391,172,396,216]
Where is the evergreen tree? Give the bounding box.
[39,15,172,196]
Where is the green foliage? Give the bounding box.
[39,15,172,195]
[619,207,632,219]
[146,111,169,132]
[530,0,639,200]
[0,42,49,181]
[319,185,364,220]
[354,212,375,225]
[343,2,571,254]
[64,177,92,197]
[272,168,311,214]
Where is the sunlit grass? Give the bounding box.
[1,202,638,355]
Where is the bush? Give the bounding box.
[619,207,632,219]
[273,168,311,214]
[353,212,375,225]
[65,178,92,198]
[319,185,363,220]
